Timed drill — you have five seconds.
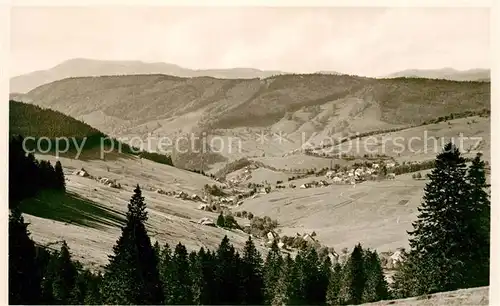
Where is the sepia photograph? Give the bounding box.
[6,3,494,305]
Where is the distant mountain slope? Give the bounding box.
[384,68,490,81]
[13,74,490,168]
[10,100,104,139]
[9,100,174,165]
[10,58,287,93]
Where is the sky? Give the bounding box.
[10,6,490,77]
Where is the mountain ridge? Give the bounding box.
[12,73,490,170]
[10,58,288,93]
[384,67,490,81]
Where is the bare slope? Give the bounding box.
[15,74,489,169]
[25,154,266,270]
[364,286,488,306]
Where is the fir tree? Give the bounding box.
[54,160,66,191]
[464,152,490,287]
[399,142,484,295]
[197,248,217,305]
[189,250,203,305]
[240,236,264,304]
[159,242,172,302]
[326,263,343,306]
[286,250,308,305]
[153,241,161,261]
[166,243,193,305]
[51,241,77,304]
[101,185,164,305]
[316,253,332,305]
[8,207,41,304]
[263,239,284,304]
[361,250,389,303]
[214,235,242,304]
[338,244,365,305]
[271,253,293,306]
[83,272,103,305]
[217,212,225,227]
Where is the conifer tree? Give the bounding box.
[40,250,58,304]
[197,248,217,305]
[153,240,161,253]
[397,142,485,295]
[54,160,66,191]
[165,243,193,305]
[101,185,164,305]
[83,272,103,305]
[361,250,389,303]
[316,253,332,305]
[464,152,490,287]
[263,239,284,304]
[272,253,296,306]
[52,241,77,304]
[189,250,203,305]
[287,250,308,305]
[241,236,264,304]
[214,235,242,304]
[326,263,343,306]
[217,212,225,227]
[8,207,41,304]
[159,242,172,302]
[338,244,365,305]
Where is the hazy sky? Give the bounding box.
[10,6,490,77]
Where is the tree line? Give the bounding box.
[9,135,65,209]
[10,184,391,305]
[9,141,490,304]
[11,101,174,165]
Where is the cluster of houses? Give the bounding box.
[226,164,260,186]
[324,162,397,184]
[72,168,121,189]
[298,180,330,189]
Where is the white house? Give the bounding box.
[332,176,342,183]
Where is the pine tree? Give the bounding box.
[8,207,42,304]
[464,152,490,287]
[83,272,103,305]
[153,241,161,261]
[217,212,225,227]
[197,248,217,305]
[165,243,193,305]
[316,253,332,305]
[158,242,172,303]
[287,251,306,305]
[52,241,77,304]
[101,185,164,305]
[294,246,329,305]
[272,253,295,306]
[9,136,39,207]
[326,263,343,306]
[241,236,264,304]
[189,250,203,305]
[69,268,90,305]
[54,160,66,191]
[40,250,58,304]
[361,250,389,303]
[338,244,365,305]
[263,239,284,304]
[398,142,484,295]
[214,235,242,304]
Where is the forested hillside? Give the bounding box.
[9,100,173,165]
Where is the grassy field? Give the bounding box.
[364,286,488,305]
[19,190,125,229]
[235,172,429,251]
[23,154,268,269]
